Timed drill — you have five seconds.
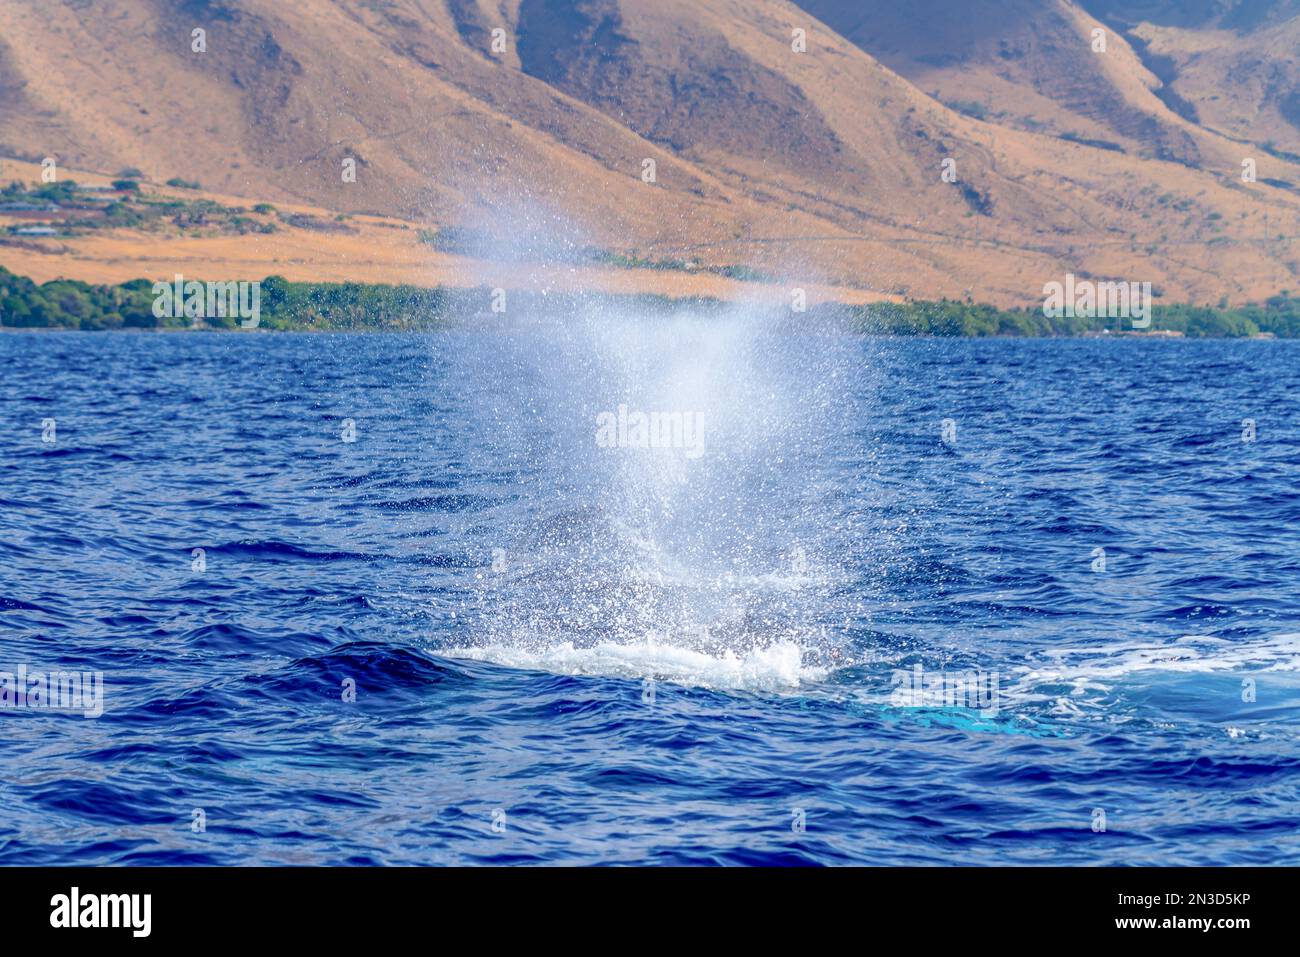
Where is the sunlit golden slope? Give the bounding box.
[0,0,1298,305]
[795,0,1264,168]
[1128,15,1300,157]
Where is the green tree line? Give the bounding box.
[849,296,1300,337]
[2,265,1298,336]
[0,268,449,330]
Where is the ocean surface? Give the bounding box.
[2,314,1299,865]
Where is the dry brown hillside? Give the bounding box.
[1128,15,1300,157]
[796,0,1214,164]
[0,0,1298,305]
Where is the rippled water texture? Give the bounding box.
[1,316,1298,864]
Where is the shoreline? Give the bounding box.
[1,266,1297,337]
[1,326,1290,340]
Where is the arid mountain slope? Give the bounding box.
[0,0,1298,304]
[1119,12,1300,156]
[1077,1,1300,155]
[794,0,1255,169]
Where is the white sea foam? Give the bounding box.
[443,638,824,691]
[1017,631,1300,690]
[989,632,1300,724]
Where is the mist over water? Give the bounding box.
[443,302,866,686]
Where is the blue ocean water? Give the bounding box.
[1,318,1299,865]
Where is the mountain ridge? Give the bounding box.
[0,0,1297,304]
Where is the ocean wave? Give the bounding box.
[442,638,823,691]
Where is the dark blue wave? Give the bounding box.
[1,332,1298,865]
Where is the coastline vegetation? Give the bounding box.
[856,296,1300,338]
[1,264,1298,336]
